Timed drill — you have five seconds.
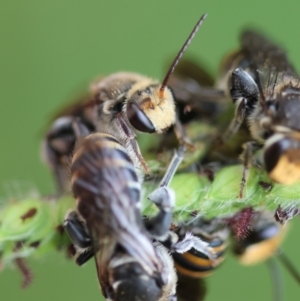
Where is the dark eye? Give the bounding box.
[127,102,155,133]
[264,139,284,175]
[145,87,151,94]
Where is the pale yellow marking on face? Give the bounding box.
[269,154,300,184]
[140,87,176,133]
[238,228,287,265]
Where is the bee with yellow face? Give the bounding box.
[216,30,300,197]
[41,14,208,193]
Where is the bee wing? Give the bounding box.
[240,30,299,101]
[170,58,215,87]
[168,58,225,121]
[72,134,161,277]
[240,30,297,75]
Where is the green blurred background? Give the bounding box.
[1,0,300,300]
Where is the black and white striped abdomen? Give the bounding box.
[173,236,226,278]
[70,132,141,229]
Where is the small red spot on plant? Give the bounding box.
[20,208,37,221]
[56,225,65,235]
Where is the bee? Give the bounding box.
[172,218,228,279]
[170,218,229,301]
[167,58,226,124]
[63,130,220,300]
[215,30,300,196]
[63,130,203,300]
[64,132,180,301]
[232,211,287,265]
[231,211,300,300]
[169,209,300,301]
[42,14,208,193]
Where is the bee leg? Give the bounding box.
[223,68,259,142]
[146,146,185,240]
[63,210,94,266]
[239,141,257,198]
[146,187,175,240]
[116,113,150,173]
[222,98,246,142]
[159,145,185,187]
[171,232,216,261]
[42,117,92,193]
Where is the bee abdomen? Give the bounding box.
[173,238,226,278]
[109,253,163,301]
[71,133,140,206]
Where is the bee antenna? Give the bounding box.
[159,13,208,99]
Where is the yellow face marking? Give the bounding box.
[269,153,300,184]
[140,97,155,110]
[238,228,287,265]
[141,87,176,133]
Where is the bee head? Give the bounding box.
[125,13,208,135]
[126,79,176,133]
[264,133,300,184]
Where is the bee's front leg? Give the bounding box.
[223,68,259,142]
[239,141,259,198]
[116,113,150,173]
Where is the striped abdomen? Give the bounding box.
[70,132,161,272]
[71,132,141,214]
[173,236,226,278]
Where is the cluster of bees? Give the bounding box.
[38,13,300,301]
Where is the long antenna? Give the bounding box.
[159,13,208,99]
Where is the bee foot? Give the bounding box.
[148,187,175,211]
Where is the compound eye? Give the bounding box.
[264,137,300,184]
[127,102,155,133]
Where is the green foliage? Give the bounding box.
[142,165,300,221]
[1,161,300,271]
[138,121,217,175]
[0,196,74,269]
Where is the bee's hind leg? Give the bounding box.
[63,210,94,265]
